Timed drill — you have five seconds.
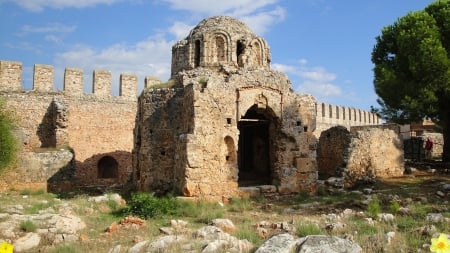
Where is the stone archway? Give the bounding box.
[238,104,276,186]
[97,156,119,179]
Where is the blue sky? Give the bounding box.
[0,0,434,111]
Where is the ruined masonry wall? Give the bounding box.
[345,125,404,187]
[133,88,185,194]
[0,60,138,191]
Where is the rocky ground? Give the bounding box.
[0,165,449,253]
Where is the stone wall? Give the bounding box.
[0,60,137,192]
[317,126,350,179]
[316,124,404,187]
[345,124,404,187]
[314,102,380,137]
[0,150,74,192]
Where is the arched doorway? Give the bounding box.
[97,156,119,179]
[238,105,275,186]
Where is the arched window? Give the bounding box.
[194,40,201,67]
[97,156,118,179]
[216,36,225,62]
[224,136,236,164]
[237,40,245,67]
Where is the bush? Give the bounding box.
[123,192,179,219]
[0,99,18,171]
[367,195,381,218]
[296,222,325,237]
[389,200,401,214]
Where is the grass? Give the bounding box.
[367,195,381,218]
[296,222,326,237]
[0,172,448,253]
[20,219,37,232]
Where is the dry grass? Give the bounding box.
[0,171,449,252]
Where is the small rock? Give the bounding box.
[14,233,41,252]
[159,227,173,235]
[385,231,395,245]
[436,191,446,197]
[256,227,268,239]
[363,188,373,195]
[325,222,346,232]
[209,218,236,233]
[378,213,395,223]
[426,213,444,223]
[170,219,188,228]
[441,184,450,191]
[416,225,437,236]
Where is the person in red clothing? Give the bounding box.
[424,138,433,160]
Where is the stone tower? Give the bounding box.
[133,16,318,199]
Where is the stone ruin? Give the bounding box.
[0,16,395,199]
[133,16,318,199]
[317,124,404,188]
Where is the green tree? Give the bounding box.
[372,0,450,161]
[0,98,18,171]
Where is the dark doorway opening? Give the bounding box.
[97,156,119,179]
[238,105,272,186]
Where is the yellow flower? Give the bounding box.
[430,233,450,253]
[0,241,13,253]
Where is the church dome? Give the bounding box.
[171,16,271,77]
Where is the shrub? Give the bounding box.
[0,98,18,171]
[367,195,381,218]
[20,220,37,232]
[123,192,179,219]
[296,222,325,237]
[389,200,401,214]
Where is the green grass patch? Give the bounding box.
[367,195,381,218]
[20,219,37,232]
[47,243,79,253]
[234,226,262,246]
[228,196,253,212]
[296,222,326,237]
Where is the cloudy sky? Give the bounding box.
[0,0,434,110]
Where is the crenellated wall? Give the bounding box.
[314,102,380,137]
[0,61,138,100]
[0,60,138,193]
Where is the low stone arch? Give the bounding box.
[97,156,119,179]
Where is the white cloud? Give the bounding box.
[54,34,173,94]
[168,22,194,40]
[272,61,342,100]
[162,0,278,15]
[7,0,121,12]
[161,0,285,35]
[20,23,77,34]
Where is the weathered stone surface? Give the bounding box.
[255,233,297,253]
[296,235,362,253]
[13,233,41,252]
[209,218,236,233]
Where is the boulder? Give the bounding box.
[296,235,362,253]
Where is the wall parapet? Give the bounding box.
[0,60,137,101]
[315,102,380,134]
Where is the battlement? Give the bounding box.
[315,102,380,136]
[0,60,138,100]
